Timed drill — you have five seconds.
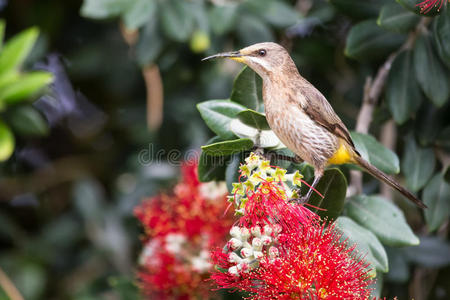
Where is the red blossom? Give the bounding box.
[211,170,373,299]
[134,161,234,299]
[416,0,449,13]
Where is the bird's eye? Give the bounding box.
[258,49,267,57]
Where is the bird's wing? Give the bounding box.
[298,85,357,151]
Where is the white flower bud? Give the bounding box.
[261,235,272,246]
[240,227,250,239]
[240,247,253,258]
[228,252,242,263]
[251,226,261,237]
[228,238,243,250]
[253,251,264,259]
[228,266,239,276]
[263,225,273,236]
[230,226,241,238]
[252,237,263,251]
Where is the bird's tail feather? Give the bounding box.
[354,155,427,209]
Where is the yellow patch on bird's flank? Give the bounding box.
[327,142,353,165]
[230,56,246,64]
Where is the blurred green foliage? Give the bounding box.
[0,0,449,299]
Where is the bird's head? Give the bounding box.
[203,42,293,79]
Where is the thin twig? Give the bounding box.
[348,17,431,196]
[0,267,24,300]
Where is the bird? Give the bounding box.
[203,42,427,209]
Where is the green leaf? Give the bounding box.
[329,0,391,19]
[336,216,389,273]
[350,131,400,175]
[401,134,435,192]
[414,34,450,107]
[237,109,270,130]
[0,20,5,50]
[404,236,450,268]
[197,100,247,139]
[122,0,156,30]
[433,8,450,68]
[230,66,262,111]
[9,106,49,137]
[236,15,274,45]
[136,18,163,66]
[397,0,444,16]
[0,120,14,161]
[226,154,243,192]
[0,71,53,104]
[160,0,195,42]
[80,0,132,19]
[245,0,300,28]
[229,119,283,148]
[201,138,254,156]
[377,3,419,33]
[345,195,420,247]
[386,50,424,124]
[423,173,450,232]
[306,168,347,221]
[209,4,238,35]
[198,136,228,182]
[345,20,406,61]
[0,27,39,74]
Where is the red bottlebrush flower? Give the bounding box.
[211,153,373,299]
[416,0,449,13]
[134,160,234,299]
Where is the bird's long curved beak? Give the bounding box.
[202,51,245,63]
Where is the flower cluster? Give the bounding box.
[417,0,449,13]
[211,153,374,299]
[134,161,233,299]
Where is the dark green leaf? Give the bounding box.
[414,104,445,146]
[230,66,262,110]
[160,0,195,42]
[122,0,156,30]
[136,18,163,65]
[0,71,53,104]
[236,15,274,45]
[345,20,406,61]
[433,7,450,67]
[350,131,400,174]
[0,27,39,74]
[336,216,389,273]
[80,0,131,19]
[0,20,5,50]
[330,0,391,19]
[245,0,300,28]
[386,51,424,124]
[402,134,435,191]
[345,195,420,246]
[237,109,270,130]
[0,120,14,161]
[306,168,347,221]
[9,106,49,137]
[201,138,254,156]
[423,173,450,232]
[436,126,450,152]
[209,5,238,35]
[385,247,410,283]
[397,0,444,16]
[198,137,228,182]
[377,3,419,33]
[226,154,243,192]
[414,34,450,107]
[197,100,246,139]
[404,236,450,268]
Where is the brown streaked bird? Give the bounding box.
[203,42,427,209]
